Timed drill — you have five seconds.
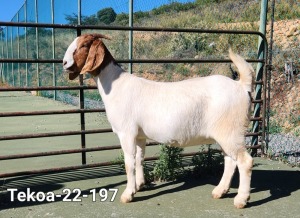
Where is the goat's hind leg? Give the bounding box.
[212,155,237,199]
[234,148,253,209]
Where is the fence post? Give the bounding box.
[77,0,86,165]
[51,0,57,100]
[6,28,8,84]
[25,0,28,87]
[35,0,40,88]
[11,26,14,86]
[17,12,21,87]
[265,0,275,154]
[251,0,268,155]
[128,0,133,74]
[0,29,3,83]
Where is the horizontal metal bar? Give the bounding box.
[0,59,62,63]
[0,128,260,141]
[0,161,120,178]
[0,21,267,40]
[0,110,262,121]
[254,80,263,85]
[0,58,265,64]
[245,132,262,137]
[0,142,159,161]
[246,144,261,149]
[116,59,265,64]
[0,129,113,141]
[252,99,263,104]
[0,149,218,178]
[250,117,262,121]
[0,85,97,91]
[0,109,105,117]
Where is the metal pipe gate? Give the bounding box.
[0,21,268,178]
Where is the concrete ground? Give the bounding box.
[0,92,299,218]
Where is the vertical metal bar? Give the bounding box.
[35,0,40,88]
[78,0,81,25]
[11,26,14,86]
[6,28,8,83]
[25,0,28,87]
[0,29,3,83]
[0,30,3,83]
[251,0,268,155]
[17,12,21,87]
[51,0,56,100]
[265,0,275,154]
[78,0,86,165]
[128,0,133,74]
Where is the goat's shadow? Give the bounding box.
[135,167,300,208]
[1,164,299,209]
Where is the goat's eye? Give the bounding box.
[82,43,89,48]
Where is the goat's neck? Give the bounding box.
[93,61,125,98]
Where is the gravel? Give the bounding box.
[268,134,300,166]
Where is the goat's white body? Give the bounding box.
[63,36,254,208]
[94,64,249,156]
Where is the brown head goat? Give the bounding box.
[63,34,254,208]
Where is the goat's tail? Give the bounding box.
[229,49,254,92]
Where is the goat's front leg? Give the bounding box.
[136,138,146,191]
[119,135,137,203]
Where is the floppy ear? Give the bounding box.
[80,39,105,76]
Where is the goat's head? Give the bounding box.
[63,34,112,80]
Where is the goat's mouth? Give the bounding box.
[64,64,81,80]
[67,71,80,80]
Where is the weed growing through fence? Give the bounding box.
[153,145,184,182]
[191,146,224,178]
[113,151,125,172]
[113,145,226,184]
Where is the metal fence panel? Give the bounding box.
[0,0,284,178]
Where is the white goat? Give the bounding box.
[63,34,254,209]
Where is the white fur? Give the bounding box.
[63,38,78,69]
[63,37,254,208]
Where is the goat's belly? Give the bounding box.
[169,136,216,147]
[139,128,215,147]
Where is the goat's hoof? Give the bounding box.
[120,191,134,203]
[234,194,250,209]
[212,186,228,199]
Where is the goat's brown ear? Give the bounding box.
[80,39,105,76]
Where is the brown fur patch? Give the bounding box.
[69,34,114,79]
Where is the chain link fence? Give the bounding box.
[0,0,299,166]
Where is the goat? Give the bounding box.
[63,34,254,209]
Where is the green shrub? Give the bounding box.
[191,146,224,177]
[97,7,117,25]
[153,145,184,182]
